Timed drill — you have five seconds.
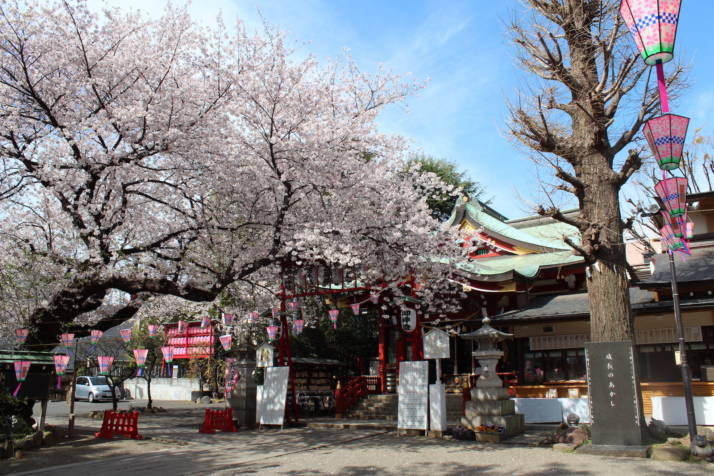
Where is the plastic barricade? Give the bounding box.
[199,408,238,433]
[95,410,143,440]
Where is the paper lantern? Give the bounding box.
[249,311,260,323]
[14,328,29,346]
[177,320,187,333]
[685,216,694,239]
[288,300,299,312]
[89,329,103,345]
[661,224,685,251]
[620,0,682,65]
[222,313,234,326]
[119,328,132,343]
[293,319,305,335]
[266,325,279,341]
[655,177,688,217]
[53,354,69,389]
[200,316,211,328]
[97,356,114,375]
[661,212,685,238]
[133,349,148,367]
[271,308,279,319]
[328,309,339,329]
[61,332,74,349]
[161,346,174,363]
[369,293,380,304]
[219,334,232,351]
[12,361,31,396]
[148,324,159,337]
[350,303,361,316]
[643,114,689,170]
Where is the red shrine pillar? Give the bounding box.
[378,318,387,393]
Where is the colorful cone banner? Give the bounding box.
[133,349,148,367]
[97,356,114,375]
[350,303,360,316]
[642,113,689,170]
[161,346,174,363]
[271,308,279,319]
[288,300,299,311]
[249,311,260,322]
[294,319,305,335]
[53,354,69,390]
[267,325,279,340]
[13,361,31,396]
[119,328,132,343]
[370,293,379,304]
[328,309,339,329]
[90,329,103,345]
[148,324,159,337]
[222,313,234,326]
[61,333,74,349]
[655,176,688,218]
[201,315,211,328]
[219,334,232,351]
[15,328,29,346]
[620,0,682,65]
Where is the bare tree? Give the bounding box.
[508,0,684,342]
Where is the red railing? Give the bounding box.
[334,375,378,417]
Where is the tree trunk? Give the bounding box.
[147,377,152,410]
[579,152,634,342]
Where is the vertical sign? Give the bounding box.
[585,341,645,446]
[259,366,289,426]
[397,361,428,430]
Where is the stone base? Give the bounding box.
[465,399,515,416]
[461,413,524,437]
[650,445,689,461]
[471,388,509,400]
[576,444,649,458]
[474,431,505,443]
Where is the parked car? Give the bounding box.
[75,376,120,402]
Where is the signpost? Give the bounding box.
[423,329,451,435]
[585,341,645,446]
[397,361,428,432]
[259,366,289,427]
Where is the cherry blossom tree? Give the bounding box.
[0,0,465,349]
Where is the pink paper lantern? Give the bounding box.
[369,293,380,304]
[643,114,689,170]
[177,320,187,333]
[350,303,361,316]
[148,324,159,337]
[161,346,174,363]
[53,354,70,389]
[14,328,29,346]
[328,309,339,329]
[90,329,103,345]
[250,311,260,322]
[288,300,299,312]
[201,315,211,328]
[294,319,305,335]
[119,328,132,343]
[12,361,31,397]
[267,325,279,340]
[655,177,688,218]
[661,212,685,238]
[61,333,74,349]
[271,308,279,319]
[685,217,694,239]
[219,334,232,351]
[97,356,114,375]
[661,224,686,252]
[222,313,234,326]
[620,0,682,65]
[133,349,148,367]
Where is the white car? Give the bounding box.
[75,376,119,402]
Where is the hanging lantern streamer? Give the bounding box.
[90,329,103,345]
[328,309,339,329]
[61,333,74,349]
[133,349,148,376]
[655,177,688,218]
[13,361,31,396]
[97,356,114,376]
[620,0,682,66]
[219,334,232,351]
[222,313,234,326]
[267,325,279,341]
[643,114,689,171]
[161,346,174,377]
[271,308,279,319]
[288,300,299,312]
[249,311,260,323]
[294,319,305,335]
[148,324,159,337]
[15,328,29,346]
[53,354,69,389]
[201,316,211,328]
[119,328,132,344]
[350,303,360,316]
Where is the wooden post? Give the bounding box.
[67,371,77,437]
[39,399,48,432]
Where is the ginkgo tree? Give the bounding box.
[0,0,466,348]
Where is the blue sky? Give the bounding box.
[96,0,714,219]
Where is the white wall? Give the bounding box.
[124,377,200,401]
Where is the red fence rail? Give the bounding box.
[334,375,378,417]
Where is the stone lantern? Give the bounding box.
[459,317,523,441]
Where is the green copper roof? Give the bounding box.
[455,251,583,279]
[446,199,579,252]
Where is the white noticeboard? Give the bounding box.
[259,366,289,426]
[423,329,450,360]
[429,383,447,432]
[397,361,428,430]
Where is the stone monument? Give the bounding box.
[460,317,524,442]
[226,343,257,428]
